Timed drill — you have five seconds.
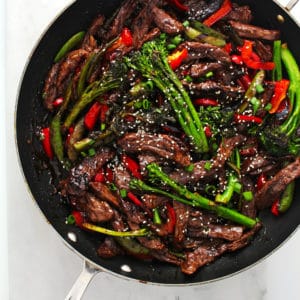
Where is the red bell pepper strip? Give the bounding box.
[203,0,232,27]
[94,168,106,183]
[122,154,142,179]
[241,40,275,70]
[204,126,213,138]
[231,55,243,65]
[41,127,53,159]
[269,79,290,114]
[84,102,101,131]
[165,203,176,234]
[234,114,263,124]
[52,97,64,108]
[168,0,189,11]
[223,42,232,54]
[271,199,280,216]
[237,74,252,90]
[193,98,219,106]
[127,191,143,207]
[168,48,188,70]
[71,211,84,227]
[107,27,133,52]
[257,173,267,190]
[105,166,114,183]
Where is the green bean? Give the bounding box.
[54,31,85,63]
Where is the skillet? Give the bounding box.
[16,0,300,297]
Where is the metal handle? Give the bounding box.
[65,260,101,300]
[286,0,299,11]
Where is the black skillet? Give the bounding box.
[16,0,300,298]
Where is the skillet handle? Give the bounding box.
[65,260,101,300]
[285,0,299,11]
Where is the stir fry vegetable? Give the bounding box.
[38,0,300,275]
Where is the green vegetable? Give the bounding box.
[115,237,150,255]
[272,40,282,81]
[153,208,162,225]
[131,163,257,228]
[63,62,126,129]
[191,20,226,40]
[126,38,208,153]
[260,44,300,156]
[215,174,239,204]
[278,181,295,213]
[54,31,85,63]
[243,191,253,201]
[73,137,95,151]
[238,70,265,113]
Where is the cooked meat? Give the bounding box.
[184,80,244,102]
[229,20,280,41]
[152,6,184,35]
[141,194,169,209]
[81,14,105,51]
[179,42,231,64]
[132,2,154,49]
[56,49,89,96]
[188,224,244,241]
[225,4,252,24]
[256,83,275,118]
[65,148,115,196]
[241,153,277,175]
[89,181,120,208]
[181,241,227,274]
[150,248,182,265]
[138,153,161,175]
[170,134,247,184]
[118,132,191,167]
[255,157,300,210]
[190,63,223,78]
[84,193,115,223]
[255,40,273,62]
[113,164,132,190]
[97,237,124,258]
[173,201,190,245]
[106,0,139,40]
[185,0,223,21]
[240,176,257,218]
[42,63,60,111]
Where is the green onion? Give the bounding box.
[171,35,183,45]
[153,208,162,225]
[265,103,272,111]
[66,214,76,225]
[250,97,261,114]
[167,44,177,51]
[256,84,265,93]
[120,189,128,198]
[142,99,151,109]
[205,71,214,78]
[183,20,190,27]
[204,161,212,170]
[243,191,253,201]
[185,164,195,172]
[88,148,96,157]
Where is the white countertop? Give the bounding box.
[6,1,300,299]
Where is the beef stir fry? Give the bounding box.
[38,0,300,275]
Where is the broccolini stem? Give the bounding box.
[139,163,257,228]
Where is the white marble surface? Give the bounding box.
[6,1,300,299]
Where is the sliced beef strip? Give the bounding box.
[184,0,223,21]
[173,201,190,246]
[141,194,169,210]
[97,237,124,258]
[256,82,275,118]
[105,0,139,40]
[181,240,228,275]
[56,49,89,95]
[187,224,244,241]
[150,248,182,266]
[240,176,257,219]
[190,62,223,78]
[113,164,132,191]
[65,148,115,196]
[170,134,247,184]
[181,223,261,274]
[84,193,115,223]
[118,132,191,167]
[255,40,273,62]
[152,5,184,35]
[43,63,60,111]
[81,14,105,51]
[89,181,120,209]
[132,2,155,49]
[178,42,231,64]
[184,80,244,103]
[224,4,252,24]
[241,153,277,175]
[255,157,300,210]
[228,20,280,41]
